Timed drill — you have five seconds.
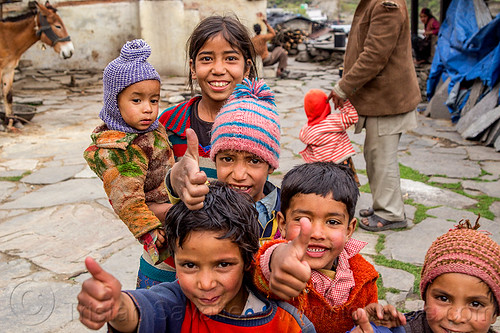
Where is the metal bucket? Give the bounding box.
[334,33,346,48]
[0,104,37,122]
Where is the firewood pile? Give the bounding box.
[272,28,308,56]
[455,80,500,151]
[424,77,500,151]
[414,65,431,101]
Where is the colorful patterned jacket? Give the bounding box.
[253,239,379,333]
[83,123,174,239]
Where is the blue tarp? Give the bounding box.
[427,0,500,122]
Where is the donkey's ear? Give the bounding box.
[44,1,58,12]
[28,1,38,12]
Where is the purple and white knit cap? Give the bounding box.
[99,39,161,133]
[420,223,500,306]
[210,78,280,169]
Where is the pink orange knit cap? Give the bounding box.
[304,89,331,126]
[420,220,500,305]
[210,78,280,169]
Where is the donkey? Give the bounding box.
[0,1,74,130]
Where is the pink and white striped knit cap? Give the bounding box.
[210,78,280,169]
[420,222,500,306]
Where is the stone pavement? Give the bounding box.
[0,58,498,332]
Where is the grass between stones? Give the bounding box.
[376,276,401,300]
[0,171,31,182]
[399,164,429,183]
[0,176,23,181]
[358,164,498,221]
[373,234,422,298]
[462,194,499,221]
[403,199,437,224]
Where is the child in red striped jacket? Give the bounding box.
[299,89,360,185]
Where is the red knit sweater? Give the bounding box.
[253,240,379,333]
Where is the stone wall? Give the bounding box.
[19,0,266,76]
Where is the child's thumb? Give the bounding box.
[185,128,200,165]
[85,257,115,285]
[291,217,312,261]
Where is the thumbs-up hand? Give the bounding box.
[269,217,312,300]
[170,128,209,210]
[77,257,122,330]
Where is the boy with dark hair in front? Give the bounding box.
[253,162,379,333]
[77,182,316,333]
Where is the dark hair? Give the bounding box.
[280,162,359,221]
[253,23,262,35]
[187,15,257,95]
[420,8,435,20]
[165,181,260,269]
[487,287,500,316]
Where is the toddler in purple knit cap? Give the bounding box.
[83,39,175,275]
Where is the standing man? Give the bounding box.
[252,12,289,78]
[329,0,421,231]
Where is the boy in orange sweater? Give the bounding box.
[253,162,379,333]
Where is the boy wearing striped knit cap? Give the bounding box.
[210,78,282,242]
[299,89,360,185]
[84,39,174,270]
[351,218,500,333]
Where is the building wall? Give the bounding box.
[183,0,266,27]
[311,0,340,21]
[20,0,266,76]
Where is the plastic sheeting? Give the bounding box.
[426,0,500,122]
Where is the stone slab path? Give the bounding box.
[0,59,498,332]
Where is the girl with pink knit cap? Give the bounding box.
[350,218,500,333]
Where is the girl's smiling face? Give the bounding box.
[424,273,498,333]
[190,33,250,106]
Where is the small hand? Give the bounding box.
[154,228,166,249]
[269,218,312,300]
[77,258,122,330]
[170,128,209,210]
[364,303,406,327]
[327,89,345,109]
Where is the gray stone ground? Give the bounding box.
[0,58,499,332]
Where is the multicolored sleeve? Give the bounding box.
[83,133,162,240]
